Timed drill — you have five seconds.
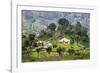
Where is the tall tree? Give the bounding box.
[74,21,82,43]
[28,33,36,46]
[58,18,69,34]
[29,33,36,41]
[46,47,52,55]
[58,18,69,26]
[47,23,56,31]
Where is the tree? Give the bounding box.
[36,46,44,58]
[74,21,82,35]
[22,39,30,48]
[67,49,75,55]
[47,23,56,31]
[22,40,31,56]
[57,18,69,34]
[57,48,62,56]
[57,47,65,56]
[73,21,83,43]
[36,48,41,58]
[46,47,52,55]
[29,33,36,41]
[28,33,36,46]
[74,21,89,46]
[58,18,69,26]
[22,34,27,49]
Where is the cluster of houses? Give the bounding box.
[34,38,70,49]
[36,40,53,49]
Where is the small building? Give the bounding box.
[59,38,70,44]
[43,41,53,49]
[36,40,53,49]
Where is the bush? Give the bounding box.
[67,49,75,55]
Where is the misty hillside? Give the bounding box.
[22,10,90,35]
[22,10,90,62]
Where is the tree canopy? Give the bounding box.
[47,23,56,31]
[58,18,69,26]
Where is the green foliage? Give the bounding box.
[58,18,69,26]
[22,18,90,62]
[46,47,52,54]
[47,23,56,31]
[23,39,30,47]
[29,33,36,41]
[67,49,75,55]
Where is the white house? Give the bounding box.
[43,41,53,49]
[59,38,70,44]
